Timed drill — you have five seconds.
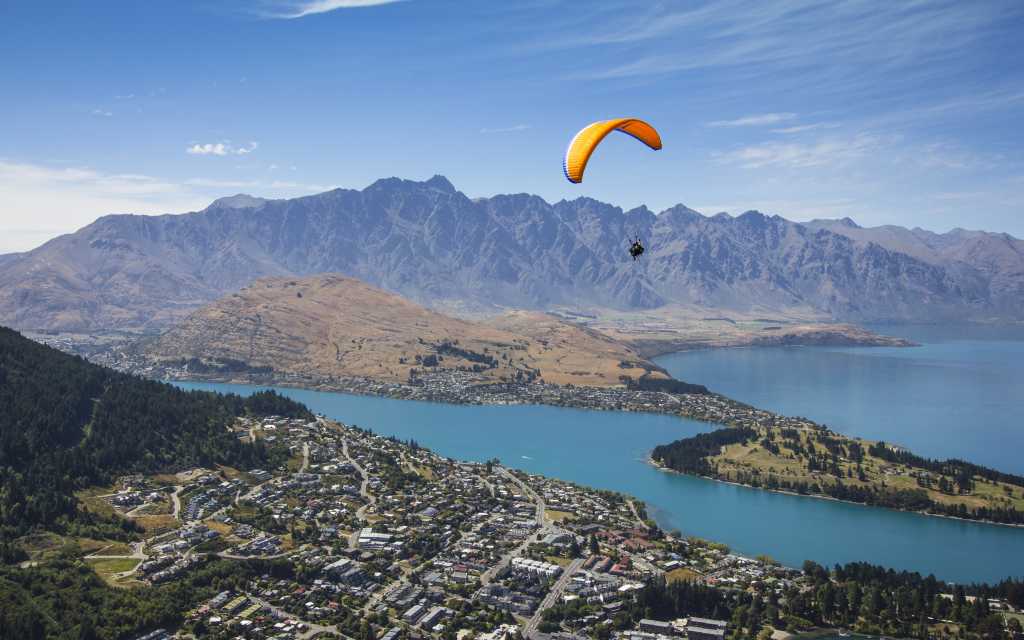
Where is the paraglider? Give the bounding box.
[562,118,662,184]
[563,118,662,262]
[628,236,645,261]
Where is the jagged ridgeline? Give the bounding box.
[0,326,311,539]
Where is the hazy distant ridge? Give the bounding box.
[1,175,1020,332]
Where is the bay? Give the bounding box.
[656,324,1024,475]
[178,374,1024,584]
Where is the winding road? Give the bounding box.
[341,437,377,550]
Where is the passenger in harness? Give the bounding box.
[629,236,645,261]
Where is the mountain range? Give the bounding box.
[1,175,1021,333]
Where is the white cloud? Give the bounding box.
[479,124,531,134]
[706,113,796,127]
[187,143,228,156]
[0,160,209,253]
[264,0,405,19]
[114,93,135,100]
[0,159,335,253]
[91,109,113,117]
[186,141,259,156]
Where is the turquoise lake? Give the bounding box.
[177,325,1024,584]
[657,324,1024,475]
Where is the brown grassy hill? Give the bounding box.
[138,274,666,387]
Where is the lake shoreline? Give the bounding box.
[647,457,1024,530]
[159,368,1024,530]
[174,379,1024,583]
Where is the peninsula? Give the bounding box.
[651,424,1024,526]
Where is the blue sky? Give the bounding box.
[1,0,1022,252]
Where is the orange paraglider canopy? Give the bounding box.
[563,118,662,184]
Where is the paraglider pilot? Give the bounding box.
[629,236,645,261]
[562,117,661,263]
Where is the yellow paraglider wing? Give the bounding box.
[563,118,662,184]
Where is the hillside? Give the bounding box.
[651,425,1024,526]
[1,176,1022,333]
[0,326,309,540]
[133,274,670,387]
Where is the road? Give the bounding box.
[499,467,545,524]
[481,467,559,586]
[477,472,497,498]
[627,500,649,530]
[170,485,184,520]
[341,437,376,550]
[523,557,585,636]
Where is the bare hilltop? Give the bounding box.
[135,274,673,388]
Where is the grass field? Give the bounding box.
[87,557,140,573]
[75,488,121,520]
[15,533,137,561]
[86,557,141,587]
[91,541,132,556]
[665,567,702,583]
[217,465,244,480]
[286,454,304,472]
[134,499,172,515]
[135,514,179,536]
[545,555,572,567]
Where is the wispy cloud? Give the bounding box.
[707,113,795,127]
[771,123,839,134]
[184,177,335,191]
[91,109,113,117]
[186,141,259,156]
[262,0,405,19]
[714,130,1003,175]
[479,124,531,134]
[714,133,883,169]
[565,0,1021,84]
[114,93,135,100]
[0,159,337,252]
[0,160,209,253]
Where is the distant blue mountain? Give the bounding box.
[1,176,1020,332]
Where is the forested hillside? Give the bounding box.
[0,326,311,540]
[0,550,292,640]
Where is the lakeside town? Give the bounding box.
[64,413,1023,640]
[82,414,794,640]
[81,345,822,435]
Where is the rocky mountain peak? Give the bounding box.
[425,174,457,193]
[208,194,268,210]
